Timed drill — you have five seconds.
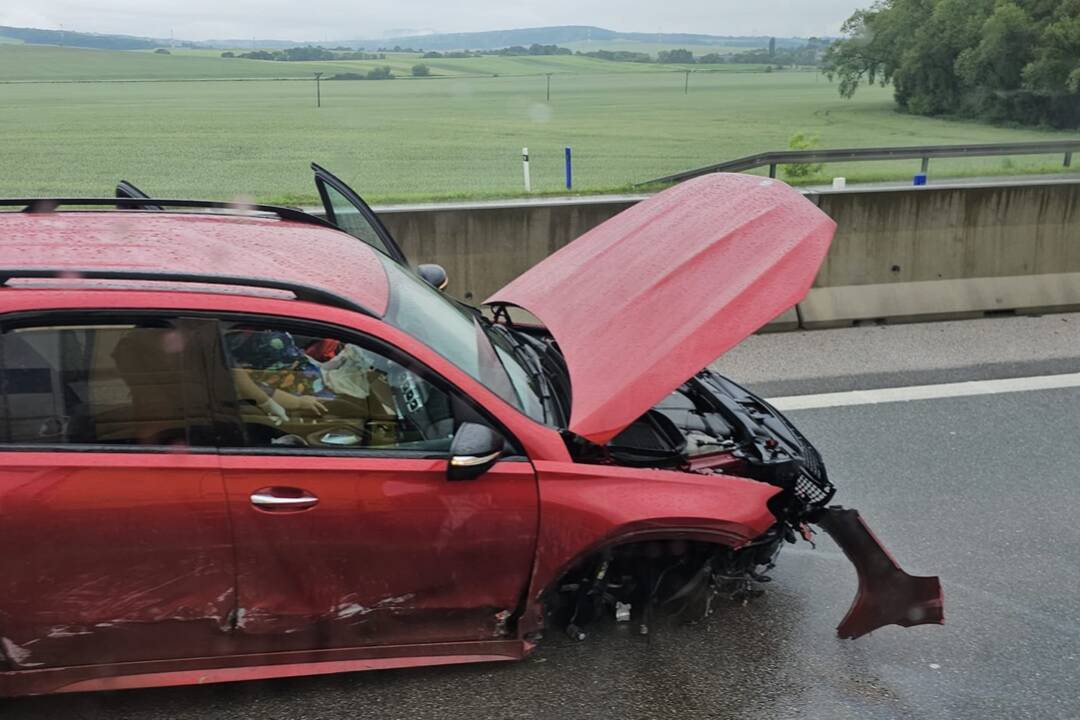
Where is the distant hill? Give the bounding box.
[199,39,323,50]
[0,23,818,54]
[352,26,811,52]
[0,25,167,50]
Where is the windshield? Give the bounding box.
[377,254,546,423]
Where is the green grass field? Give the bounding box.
[0,43,1076,204]
[0,44,703,82]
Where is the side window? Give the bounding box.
[322,183,394,258]
[0,319,215,448]
[220,322,459,454]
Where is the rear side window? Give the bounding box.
[0,320,216,448]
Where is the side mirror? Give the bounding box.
[417,263,449,291]
[448,422,504,480]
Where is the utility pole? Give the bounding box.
[546,73,552,102]
[314,72,323,108]
[684,69,690,94]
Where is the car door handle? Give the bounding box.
[250,487,319,511]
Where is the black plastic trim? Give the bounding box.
[0,268,376,318]
[2,197,336,228]
[0,443,219,455]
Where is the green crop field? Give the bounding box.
[0,44,696,82]
[0,43,1076,204]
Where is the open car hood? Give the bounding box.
[486,174,836,445]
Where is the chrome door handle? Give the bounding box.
[250,488,319,510]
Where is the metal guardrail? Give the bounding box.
[639,140,1080,186]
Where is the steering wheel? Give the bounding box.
[388,364,453,440]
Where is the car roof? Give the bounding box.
[0,211,390,316]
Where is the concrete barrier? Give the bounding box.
[805,180,1080,326]
[369,178,1080,327]
[376,196,640,303]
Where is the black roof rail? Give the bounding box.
[0,269,376,318]
[0,197,335,229]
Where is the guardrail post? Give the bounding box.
[1066,152,1073,168]
[769,163,777,179]
[921,157,930,174]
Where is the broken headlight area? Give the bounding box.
[553,370,943,641]
[545,532,788,641]
[544,511,943,642]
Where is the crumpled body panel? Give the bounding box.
[0,453,236,670]
[816,506,945,638]
[521,461,781,632]
[219,456,538,653]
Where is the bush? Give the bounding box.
[698,53,727,64]
[491,44,572,57]
[366,66,393,80]
[657,48,694,64]
[783,131,824,179]
[220,51,235,58]
[411,64,431,77]
[578,49,653,63]
[238,50,275,60]
[154,48,170,55]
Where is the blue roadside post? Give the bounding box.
[565,146,572,190]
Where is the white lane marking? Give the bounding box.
[768,372,1080,411]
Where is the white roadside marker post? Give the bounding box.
[522,147,532,193]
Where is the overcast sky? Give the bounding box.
[0,0,861,41]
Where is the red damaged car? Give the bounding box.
[0,170,942,697]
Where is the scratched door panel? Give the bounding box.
[221,456,537,653]
[0,453,236,669]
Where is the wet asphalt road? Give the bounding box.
[5,317,1080,720]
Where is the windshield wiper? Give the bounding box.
[486,323,564,425]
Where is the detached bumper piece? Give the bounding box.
[815,506,944,639]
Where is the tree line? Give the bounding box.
[824,0,1080,128]
[223,47,385,61]
[216,39,827,70]
[0,25,164,50]
[421,43,572,58]
[581,40,827,66]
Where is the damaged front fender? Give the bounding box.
[815,506,944,639]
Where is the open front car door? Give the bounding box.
[312,162,409,265]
